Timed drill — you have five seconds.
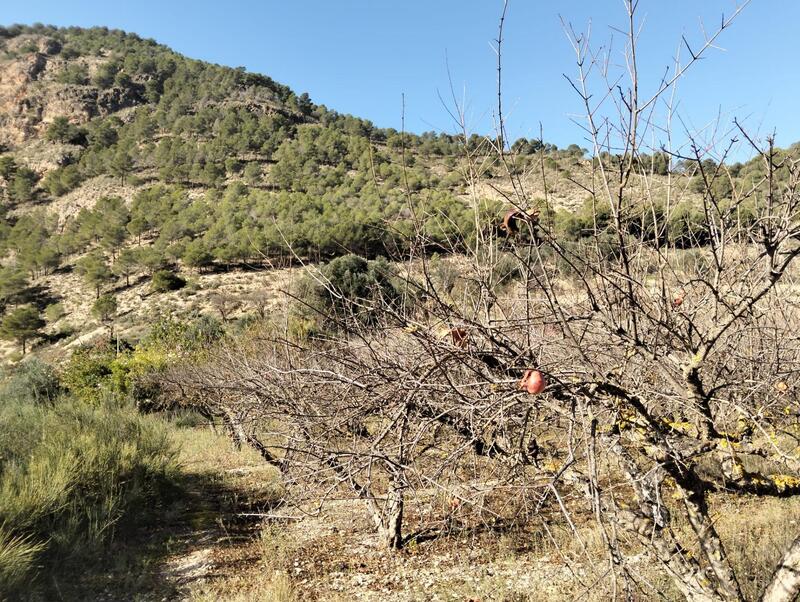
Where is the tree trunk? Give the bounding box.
[762,534,800,602]
[377,475,404,550]
[328,456,406,551]
[220,406,284,471]
[674,478,743,601]
[221,406,245,450]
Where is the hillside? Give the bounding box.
[0,25,793,364]
[0,24,622,361]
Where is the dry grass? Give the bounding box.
[173,426,265,473]
[258,522,301,573]
[715,495,800,600]
[156,425,289,599]
[171,425,284,509]
[190,570,298,602]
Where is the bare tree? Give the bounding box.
[245,288,270,319]
[209,291,241,323]
[155,2,800,600]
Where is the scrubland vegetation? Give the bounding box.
[6,1,800,601]
[0,358,178,598]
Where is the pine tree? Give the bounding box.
[76,251,112,298]
[45,116,79,144]
[109,149,134,184]
[113,248,139,287]
[0,305,45,354]
[0,267,28,307]
[91,294,118,339]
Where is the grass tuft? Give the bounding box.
[0,387,178,598]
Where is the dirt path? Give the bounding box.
[54,427,279,602]
[148,429,588,602]
[155,431,282,601]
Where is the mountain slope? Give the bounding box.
[0,24,752,362]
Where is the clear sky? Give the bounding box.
[3,1,796,157]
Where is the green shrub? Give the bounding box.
[298,254,400,328]
[59,318,223,412]
[0,394,177,598]
[57,322,76,340]
[55,63,88,85]
[150,269,186,293]
[43,164,83,197]
[667,202,710,248]
[558,198,612,240]
[44,302,66,323]
[0,358,61,405]
[61,342,116,404]
[145,314,224,354]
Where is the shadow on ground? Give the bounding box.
[35,468,276,602]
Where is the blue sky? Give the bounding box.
[4,1,796,156]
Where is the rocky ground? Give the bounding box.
[140,430,640,602]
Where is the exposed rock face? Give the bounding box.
[0,35,145,149]
[0,52,48,146]
[37,37,62,56]
[13,139,82,174]
[5,33,60,56]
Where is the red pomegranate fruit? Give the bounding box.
[518,369,546,395]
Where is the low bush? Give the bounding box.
[44,302,66,323]
[0,362,178,598]
[295,254,401,329]
[150,269,186,293]
[0,358,61,405]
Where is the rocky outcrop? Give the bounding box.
[5,34,61,56]
[0,36,145,149]
[13,139,82,174]
[0,52,48,146]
